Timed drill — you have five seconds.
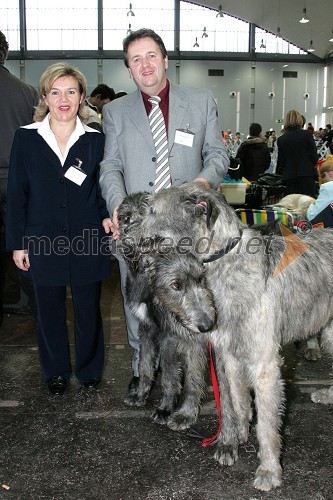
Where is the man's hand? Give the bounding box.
[13,250,30,271]
[193,177,210,189]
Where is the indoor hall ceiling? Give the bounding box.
[188,0,332,61]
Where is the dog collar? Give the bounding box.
[203,230,243,263]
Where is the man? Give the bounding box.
[236,123,271,181]
[323,124,333,153]
[99,28,229,395]
[84,83,116,132]
[0,31,38,324]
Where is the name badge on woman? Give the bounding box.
[64,158,87,186]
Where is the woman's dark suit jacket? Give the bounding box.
[6,127,111,286]
[276,127,318,180]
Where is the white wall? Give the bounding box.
[5,58,330,134]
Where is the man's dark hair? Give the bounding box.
[90,84,116,101]
[0,31,9,65]
[249,123,262,137]
[123,28,167,68]
[326,124,332,130]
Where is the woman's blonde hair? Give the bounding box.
[34,62,88,122]
[283,109,304,131]
[319,157,333,179]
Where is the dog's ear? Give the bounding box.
[195,197,220,229]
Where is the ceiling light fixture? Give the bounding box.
[260,39,266,49]
[299,7,309,23]
[216,5,224,18]
[193,37,199,48]
[308,40,315,52]
[127,24,132,35]
[202,27,208,38]
[276,27,281,38]
[127,3,135,17]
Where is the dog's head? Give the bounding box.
[143,183,243,260]
[142,247,217,335]
[117,191,154,259]
[117,191,153,236]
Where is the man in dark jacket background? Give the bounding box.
[236,122,271,181]
[0,31,38,324]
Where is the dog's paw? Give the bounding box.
[303,345,322,361]
[167,411,198,431]
[123,393,148,407]
[151,408,172,425]
[214,444,238,466]
[253,465,282,491]
[311,386,333,404]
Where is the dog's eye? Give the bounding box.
[170,280,181,290]
[124,215,131,224]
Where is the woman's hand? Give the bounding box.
[102,215,119,240]
[13,250,30,271]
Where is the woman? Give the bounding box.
[276,109,318,197]
[307,158,333,227]
[6,63,112,395]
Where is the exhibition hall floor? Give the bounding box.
[0,262,332,500]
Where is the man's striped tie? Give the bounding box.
[148,96,171,192]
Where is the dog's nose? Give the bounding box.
[197,316,215,333]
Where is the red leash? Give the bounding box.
[202,340,223,447]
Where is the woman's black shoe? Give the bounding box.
[83,378,101,390]
[47,376,68,396]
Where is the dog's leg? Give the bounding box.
[124,323,158,406]
[167,340,207,431]
[312,321,333,404]
[252,352,284,491]
[211,341,241,466]
[151,336,182,425]
[303,333,322,361]
[225,355,252,444]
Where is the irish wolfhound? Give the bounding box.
[120,182,333,492]
[117,194,215,430]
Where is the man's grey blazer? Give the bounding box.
[100,82,230,215]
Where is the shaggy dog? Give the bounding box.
[117,194,215,430]
[120,182,333,491]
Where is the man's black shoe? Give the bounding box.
[47,376,68,396]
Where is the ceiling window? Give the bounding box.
[180,2,249,52]
[255,27,307,55]
[0,0,20,51]
[103,0,175,51]
[25,0,98,50]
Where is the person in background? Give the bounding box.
[323,124,333,146]
[307,122,315,135]
[307,158,333,227]
[83,83,116,132]
[236,122,271,181]
[99,28,229,398]
[276,109,318,197]
[233,132,242,145]
[0,30,38,325]
[6,63,112,396]
[267,130,277,149]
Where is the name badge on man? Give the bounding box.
[174,128,194,148]
[64,158,87,186]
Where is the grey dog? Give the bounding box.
[121,182,333,492]
[117,193,215,430]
